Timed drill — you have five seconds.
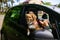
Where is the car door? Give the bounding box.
[2,5,28,40]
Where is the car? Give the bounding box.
[1,4,60,40]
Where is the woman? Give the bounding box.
[38,11,52,32]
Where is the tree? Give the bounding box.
[11,0,14,7]
[0,0,2,2]
[2,0,8,7]
[43,2,52,6]
[0,2,2,9]
[57,3,60,8]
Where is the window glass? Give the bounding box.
[10,7,21,23]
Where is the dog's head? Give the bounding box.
[26,14,33,24]
[25,11,37,24]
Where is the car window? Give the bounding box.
[2,6,29,40]
[10,6,22,23]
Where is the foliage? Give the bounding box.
[43,2,52,6]
[57,3,60,8]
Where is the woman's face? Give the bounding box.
[38,11,43,15]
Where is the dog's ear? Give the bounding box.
[25,14,28,17]
[25,14,30,18]
[32,13,37,21]
[25,14,29,24]
[25,14,29,21]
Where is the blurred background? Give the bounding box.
[0,0,60,14]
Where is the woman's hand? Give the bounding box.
[39,19,49,27]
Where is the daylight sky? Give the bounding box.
[43,0,60,5]
[7,0,60,6]
[2,0,59,13]
[14,0,60,5]
[1,0,60,13]
[13,0,60,13]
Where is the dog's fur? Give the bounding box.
[26,11,43,30]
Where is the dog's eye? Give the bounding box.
[26,16,32,19]
[28,17,32,18]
